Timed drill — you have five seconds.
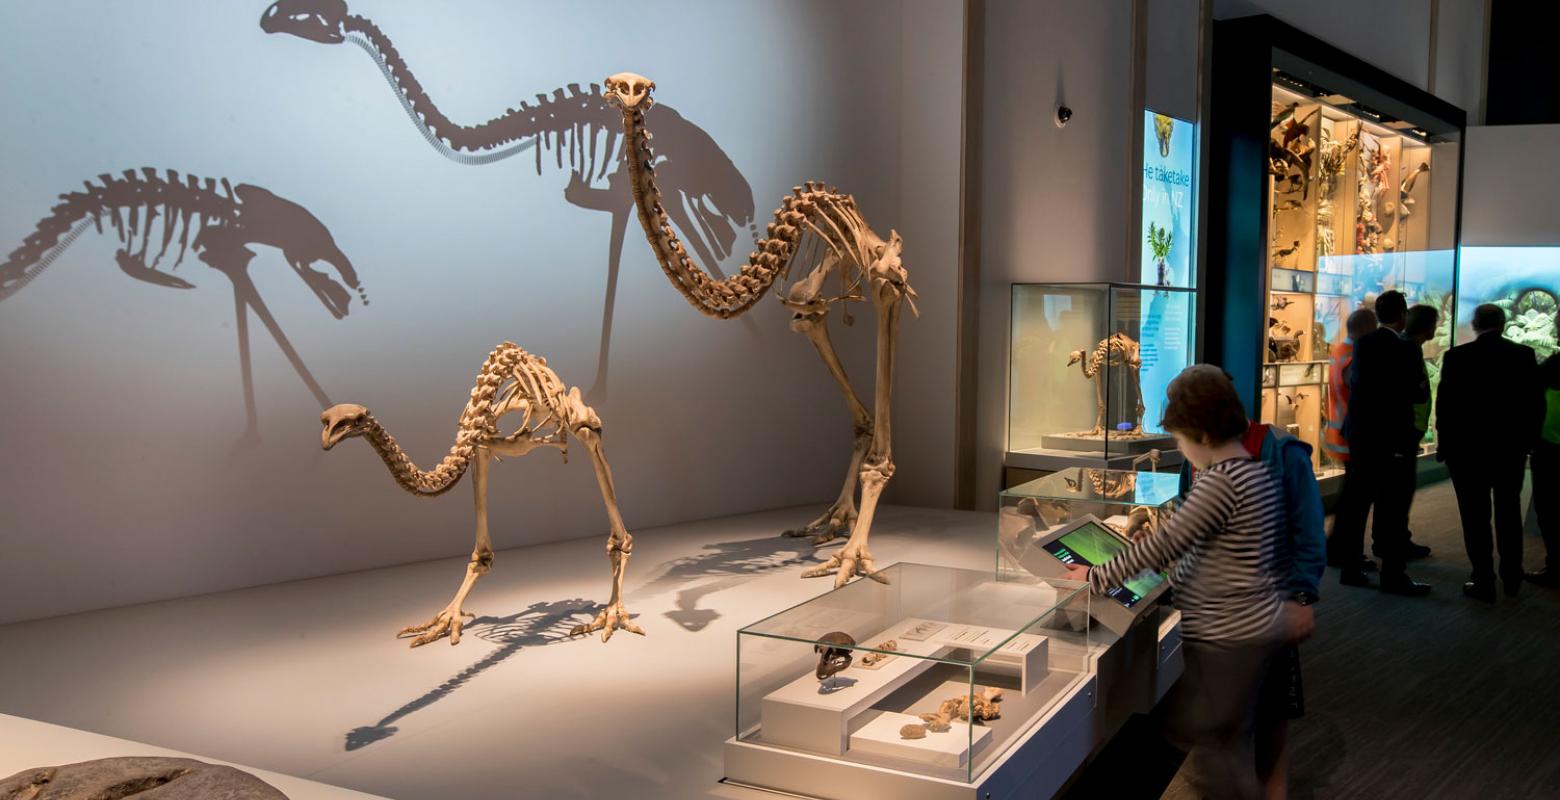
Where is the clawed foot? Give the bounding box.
[801,542,889,588]
[783,505,858,546]
[397,605,475,647]
[569,601,645,643]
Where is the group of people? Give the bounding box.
[1059,292,1559,798]
[1326,289,1558,600]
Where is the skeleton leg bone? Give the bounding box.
[567,424,645,641]
[399,446,494,647]
[784,308,871,545]
[804,291,902,587]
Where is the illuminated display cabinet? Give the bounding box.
[1007,282,1196,478]
[726,563,1093,797]
[1208,15,1466,481]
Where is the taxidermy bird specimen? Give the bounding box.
[605,72,919,588]
[261,0,755,397]
[1,168,364,446]
[320,342,641,645]
[1065,332,1145,437]
[1398,162,1429,219]
[1273,240,1301,261]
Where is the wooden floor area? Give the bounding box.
[1068,479,1560,799]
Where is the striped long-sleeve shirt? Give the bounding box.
[1089,457,1285,643]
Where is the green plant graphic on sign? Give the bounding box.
[1147,222,1174,286]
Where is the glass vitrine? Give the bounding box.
[1010,283,1196,466]
[735,563,1090,784]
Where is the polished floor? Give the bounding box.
[0,504,1001,800]
[1073,479,1560,800]
[1,484,1556,799]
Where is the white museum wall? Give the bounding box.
[1461,125,1560,246]
[0,0,964,624]
[973,0,1137,507]
[889,0,967,510]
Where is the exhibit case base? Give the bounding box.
[723,673,1097,800]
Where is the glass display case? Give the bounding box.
[735,563,1090,785]
[1009,283,1196,469]
[1261,78,1461,477]
[1209,16,1465,483]
[997,468,1181,580]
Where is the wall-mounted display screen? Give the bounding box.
[1454,247,1560,358]
[1141,110,1196,289]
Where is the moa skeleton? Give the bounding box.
[1066,332,1145,437]
[320,342,639,645]
[1,168,364,445]
[605,73,918,588]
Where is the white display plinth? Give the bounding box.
[848,712,993,769]
[759,617,1047,756]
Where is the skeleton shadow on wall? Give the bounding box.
[0,169,364,451]
[260,0,760,404]
[343,597,605,751]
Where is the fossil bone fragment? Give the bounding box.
[900,724,927,739]
[320,342,641,645]
[606,72,919,587]
[918,711,952,732]
[0,756,287,799]
[1065,332,1145,437]
[814,631,857,682]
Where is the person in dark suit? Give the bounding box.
[1437,303,1545,601]
[1343,291,1431,595]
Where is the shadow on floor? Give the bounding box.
[343,597,604,751]
[629,534,821,633]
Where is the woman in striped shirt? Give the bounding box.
[1068,365,1288,799]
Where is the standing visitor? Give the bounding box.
[1437,304,1544,601]
[1071,365,1289,799]
[1325,308,1379,583]
[1525,319,1560,586]
[1343,291,1431,595]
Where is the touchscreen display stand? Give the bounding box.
[1026,514,1169,637]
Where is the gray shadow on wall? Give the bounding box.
[343,598,605,751]
[261,0,760,403]
[0,168,365,449]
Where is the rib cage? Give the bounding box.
[0,168,241,302]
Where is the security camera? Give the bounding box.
[1055,106,1073,128]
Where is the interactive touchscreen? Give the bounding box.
[1042,520,1167,609]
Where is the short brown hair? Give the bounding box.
[1161,365,1249,444]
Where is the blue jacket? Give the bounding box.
[1178,425,1326,599]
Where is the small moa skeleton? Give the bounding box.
[1065,332,1145,437]
[320,342,640,645]
[606,72,919,587]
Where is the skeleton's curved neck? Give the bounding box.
[618,105,815,319]
[353,342,527,496]
[360,416,474,497]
